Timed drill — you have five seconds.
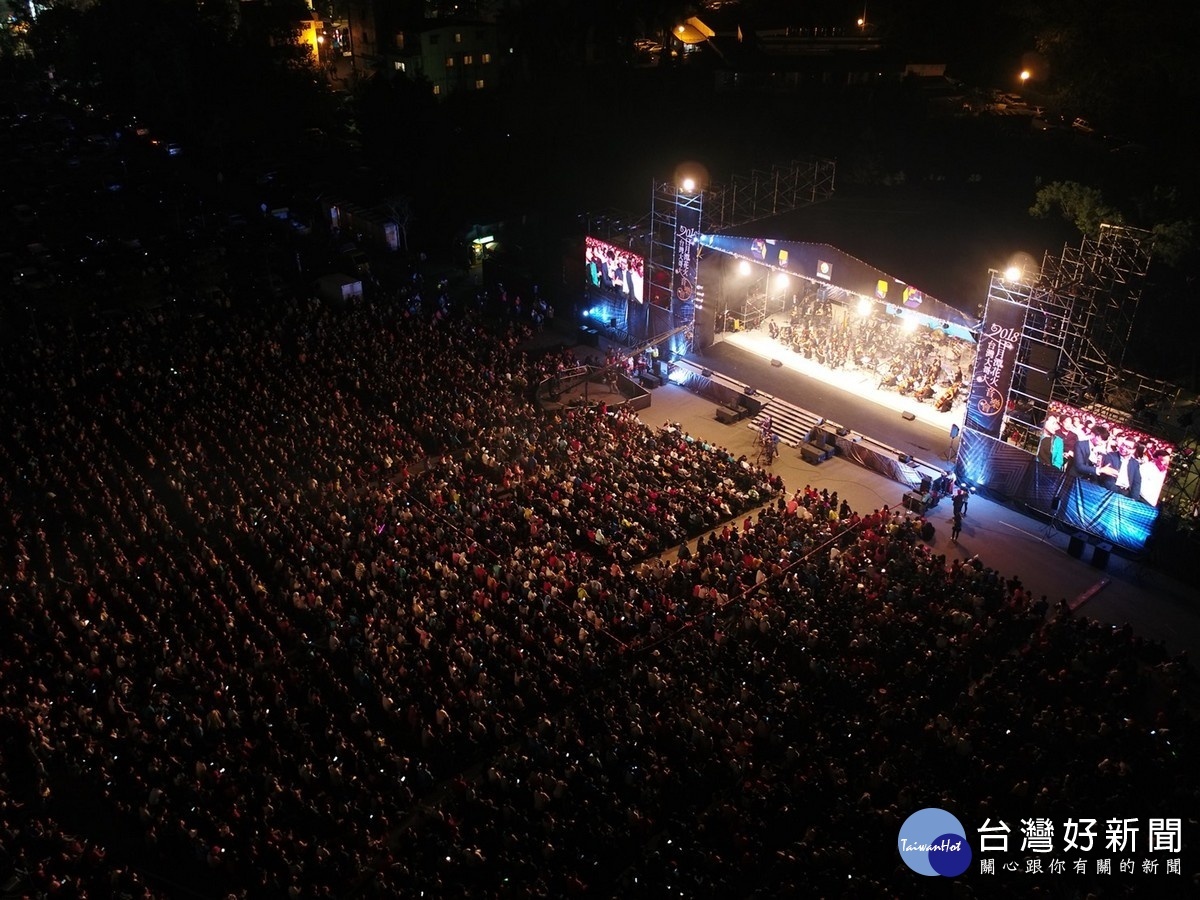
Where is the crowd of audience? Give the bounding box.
[1,280,1195,898]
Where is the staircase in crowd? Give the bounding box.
[746,397,827,448]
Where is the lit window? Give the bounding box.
[433,84,441,95]
[463,55,473,65]
[446,56,454,67]
[455,33,462,44]
[394,61,405,72]
[482,53,491,64]
[475,79,485,90]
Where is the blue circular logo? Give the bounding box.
[898,808,972,877]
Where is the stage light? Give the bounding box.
[774,272,790,290]
[737,260,752,276]
[856,297,872,317]
[901,314,919,332]
[1004,252,1038,283]
[674,162,708,193]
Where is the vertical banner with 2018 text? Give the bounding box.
[964,299,1027,438]
[672,197,701,309]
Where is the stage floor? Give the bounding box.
[720,319,965,433]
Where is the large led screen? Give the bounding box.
[585,236,645,304]
[1039,400,1174,507]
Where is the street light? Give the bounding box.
[1020,69,1031,85]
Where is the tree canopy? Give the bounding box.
[1031,181,1196,270]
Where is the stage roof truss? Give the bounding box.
[703,158,836,234]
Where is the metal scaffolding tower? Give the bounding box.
[646,179,703,351]
[989,224,1200,539]
[642,158,837,352]
[1037,224,1158,411]
[1001,224,1177,434]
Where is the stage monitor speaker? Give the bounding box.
[701,368,714,378]
[919,475,933,494]
[836,427,851,436]
[715,406,739,425]
[897,453,911,464]
[901,411,917,421]
[801,444,825,465]
[1066,532,1085,559]
[771,358,783,367]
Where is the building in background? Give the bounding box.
[340,0,500,97]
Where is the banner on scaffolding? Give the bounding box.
[671,198,702,309]
[963,298,1026,438]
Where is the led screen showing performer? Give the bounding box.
[585,236,645,304]
[1040,400,1175,506]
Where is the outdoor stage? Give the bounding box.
[719,317,966,433]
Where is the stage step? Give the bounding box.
[746,398,828,450]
